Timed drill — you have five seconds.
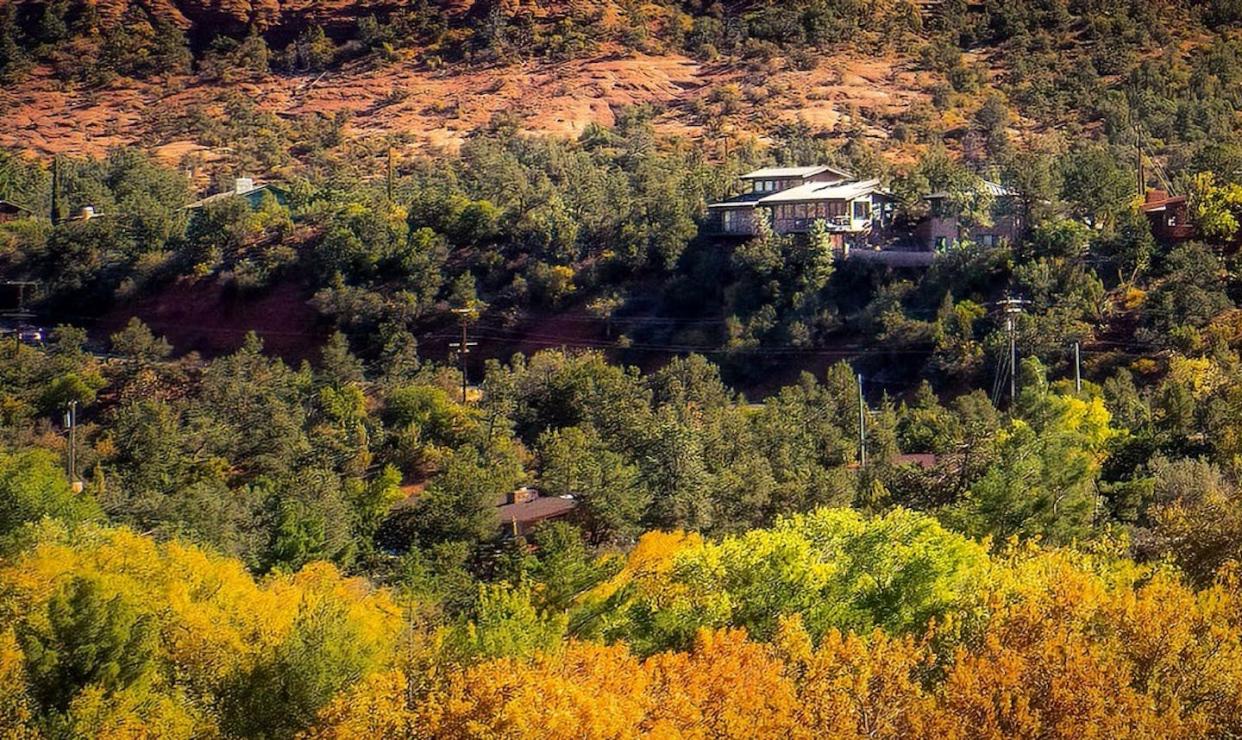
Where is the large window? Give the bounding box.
[853,200,871,220]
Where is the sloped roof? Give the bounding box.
[184,183,285,210]
[756,179,886,204]
[1141,191,1186,212]
[740,165,853,180]
[0,200,33,214]
[926,180,1015,199]
[706,191,769,209]
[708,179,888,209]
[496,495,578,526]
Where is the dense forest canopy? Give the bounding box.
[4,0,1242,737]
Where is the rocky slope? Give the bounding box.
[2,47,937,167]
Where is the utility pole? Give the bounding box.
[50,156,61,223]
[857,373,867,468]
[449,307,477,404]
[63,401,77,487]
[386,147,395,203]
[1073,341,1082,393]
[996,296,1026,406]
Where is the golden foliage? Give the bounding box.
[9,522,1242,739]
[311,546,1242,740]
[0,522,403,738]
[0,630,35,739]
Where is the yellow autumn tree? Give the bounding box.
[0,521,403,738]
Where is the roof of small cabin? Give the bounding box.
[1142,189,1187,212]
[892,453,940,470]
[926,180,1015,199]
[740,165,853,180]
[0,200,33,214]
[184,183,286,210]
[496,495,578,526]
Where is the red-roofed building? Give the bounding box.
[1142,190,1195,243]
[497,488,578,538]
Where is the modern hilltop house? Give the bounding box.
[706,166,895,246]
[707,166,1024,264]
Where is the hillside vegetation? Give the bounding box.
[5,2,1242,736]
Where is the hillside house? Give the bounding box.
[917,180,1024,251]
[184,178,288,213]
[707,166,895,246]
[0,200,33,223]
[1142,190,1195,243]
[496,487,578,538]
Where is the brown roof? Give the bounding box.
[496,495,577,536]
[1142,190,1187,212]
[891,453,940,470]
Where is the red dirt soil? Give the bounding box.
[96,277,326,362]
[1,48,939,168]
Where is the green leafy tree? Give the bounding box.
[403,444,524,548]
[950,360,1117,543]
[19,576,156,712]
[1059,144,1134,230]
[0,449,102,538]
[450,582,567,661]
[538,425,650,544]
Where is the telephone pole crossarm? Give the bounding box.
[449,307,479,404]
[995,296,1028,407]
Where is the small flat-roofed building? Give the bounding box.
[497,488,578,538]
[1142,190,1195,243]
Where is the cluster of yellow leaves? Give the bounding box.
[312,546,1242,740]
[0,521,403,739]
[0,630,35,739]
[9,519,1242,739]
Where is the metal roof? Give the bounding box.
[755,179,886,204]
[926,180,1015,199]
[739,165,853,180]
[184,183,285,210]
[708,179,887,209]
